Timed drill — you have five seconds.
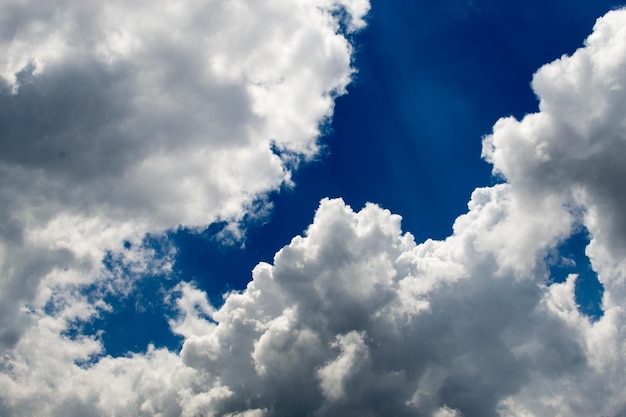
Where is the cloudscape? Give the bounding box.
[1,1,626,416]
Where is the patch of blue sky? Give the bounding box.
[547,228,604,321]
[69,237,183,357]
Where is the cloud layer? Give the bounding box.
[2,3,626,417]
[0,0,369,349]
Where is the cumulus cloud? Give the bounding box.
[3,3,626,417]
[0,0,369,349]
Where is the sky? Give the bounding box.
[1,0,626,416]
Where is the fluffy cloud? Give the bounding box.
[3,4,626,417]
[0,0,369,349]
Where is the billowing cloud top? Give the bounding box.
[2,2,626,417]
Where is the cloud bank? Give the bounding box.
[0,0,369,349]
[2,3,626,417]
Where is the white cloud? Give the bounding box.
[2,4,626,417]
[0,0,368,349]
[168,282,215,339]
[317,331,369,401]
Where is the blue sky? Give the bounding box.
[2,1,626,416]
